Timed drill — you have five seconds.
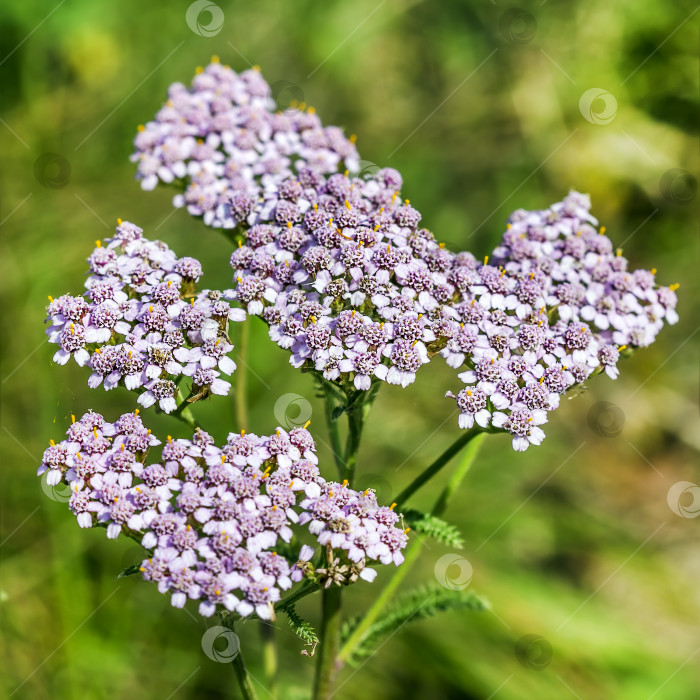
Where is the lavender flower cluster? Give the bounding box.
[229,167,465,389]
[445,192,679,450]
[226,181,677,451]
[38,411,408,619]
[132,60,458,389]
[131,58,359,228]
[133,61,679,451]
[45,221,245,413]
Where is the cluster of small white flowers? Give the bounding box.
[445,191,679,450]
[133,62,679,451]
[38,411,409,619]
[131,59,359,229]
[45,221,245,412]
[228,167,465,389]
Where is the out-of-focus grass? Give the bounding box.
[1,1,698,698]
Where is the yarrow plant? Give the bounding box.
[46,221,245,414]
[39,411,406,620]
[443,193,679,451]
[37,57,678,700]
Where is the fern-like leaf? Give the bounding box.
[286,605,319,657]
[402,509,464,549]
[341,584,485,664]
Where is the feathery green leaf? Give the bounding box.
[403,509,464,549]
[341,584,485,663]
[285,605,319,657]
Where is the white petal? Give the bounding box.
[359,567,377,582]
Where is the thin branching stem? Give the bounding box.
[338,433,486,663]
[322,386,345,477]
[235,317,249,431]
[394,428,483,509]
[170,387,199,430]
[220,615,259,700]
[312,584,342,700]
[275,580,319,613]
[313,386,375,699]
[343,407,363,485]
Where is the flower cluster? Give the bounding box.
[134,62,679,451]
[445,191,679,450]
[131,58,359,228]
[45,221,245,412]
[229,167,466,389]
[38,411,409,618]
[133,59,462,390]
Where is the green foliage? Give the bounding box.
[285,605,320,657]
[403,509,465,549]
[341,584,486,664]
[1,0,697,697]
[330,389,365,421]
[116,562,141,579]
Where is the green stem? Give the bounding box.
[235,317,249,431]
[220,616,259,700]
[343,382,380,483]
[311,383,379,695]
[275,580,319,613]
[432,433,486,516]
[394,428,483,509]
[171,389,199,430]
[339,539,422,663]
[338,432,486,663]
[313,373,346,403]
[260,623,277,697]
[322,387,345,478]
[313,585,342,700]
[343,406,364,485]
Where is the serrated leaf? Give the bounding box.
[117,562,142,579]
[341,584,485,663]
[285,605,319,657]
[403,509,464,549]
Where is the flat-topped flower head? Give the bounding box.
[135,64,467,392]
[38,411,408,619]
[225,169,466,391]
[45,222,245,411]
[445,191,678,450]
[131,60,359,228]
[132,64,677,444]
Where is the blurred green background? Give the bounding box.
[1,1,699,698]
